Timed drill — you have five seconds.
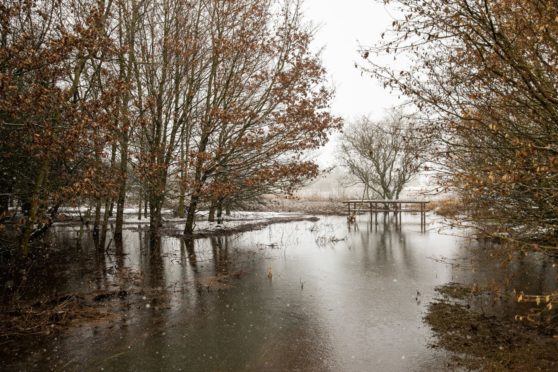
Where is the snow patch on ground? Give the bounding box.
[54,209,307,234]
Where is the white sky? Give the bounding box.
[304,0,400,120]
[302,0,403,167]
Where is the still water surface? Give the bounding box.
[5,214,555,371]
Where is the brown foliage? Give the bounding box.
[1,0,121,251]
[365,0,558,243]
[1,0,341,245]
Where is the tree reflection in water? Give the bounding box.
[1,215,556,371]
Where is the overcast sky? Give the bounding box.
[304,0,400,121]
[302,0,403,167]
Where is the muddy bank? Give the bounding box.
[426,283,558,370]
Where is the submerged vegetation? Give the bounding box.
[427,283,558,370]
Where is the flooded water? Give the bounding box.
[2,213,556,371]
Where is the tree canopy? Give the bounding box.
[0,0,341,253]
[363,0,558,244]
[340,109,425,200]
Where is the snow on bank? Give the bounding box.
[54,209,312,236]
[177,213,319,238]
[57,207,174,216]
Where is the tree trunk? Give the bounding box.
[208,205,215,222]
[20,159,49,256]
[100,197,111,250]
[93,198,102,235]
[216,201,223,224]
[177,191,186,218]
[147,167,168,234]
[138,188,142,220]
[115,0,134,237]
[115,134,128,237]
[184,159,206,234]
[144,190,148,217]
[149,196,162,237]
[177,135,186,218]
[184,196,199,235]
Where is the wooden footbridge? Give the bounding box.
[343,199,430,230]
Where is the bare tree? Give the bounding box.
[340,109,425,200]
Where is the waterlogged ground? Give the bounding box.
[1,214,557,371]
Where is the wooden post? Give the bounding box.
[344,200,429,230]
[420,202,426,232]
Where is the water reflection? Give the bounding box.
[2,214,556,371]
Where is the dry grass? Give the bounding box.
[428,198,463,217]
[259,196,346,215]
[0,294,117,338]
[263,195,467,216]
